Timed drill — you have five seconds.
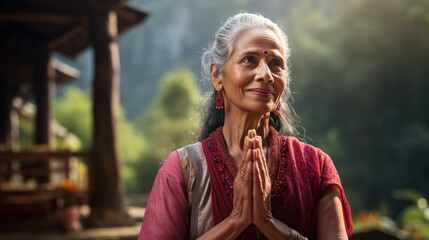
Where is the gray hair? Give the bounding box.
[199,12,298,139]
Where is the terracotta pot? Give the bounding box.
[58,206,83,232]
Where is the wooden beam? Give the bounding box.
[0,76,14,183]
[1,168,69,177]
[33,50,55,183]
[89,10,133,227]
[33,51,54,148]
[0,78,11,150]
[48,22,88,50]
[91,10,121,209]
[0,151,91,161]
[110,0,129,12]
[0,13,86,23]
[50,59,81,83]
[116,8,136,22]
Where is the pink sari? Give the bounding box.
[139,126,353,239]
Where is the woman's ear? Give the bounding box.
[210,62,223,91]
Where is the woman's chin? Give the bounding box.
[245,106,273,116]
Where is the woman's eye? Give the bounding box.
[271,59,284,68]
[242,56,257,64]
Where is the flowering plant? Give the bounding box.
[59,178,79,208]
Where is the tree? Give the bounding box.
[55,86,92,149]
[136,67,200,193]
[282,0,429,216]
[55,86,146,193]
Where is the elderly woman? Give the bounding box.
[139,13,352,240]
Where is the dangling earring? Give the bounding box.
[215,91,224,109]
[274,102,281,115]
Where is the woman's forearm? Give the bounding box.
[255,217,297,240]
[197,216,248,240]
[316,186,348,240]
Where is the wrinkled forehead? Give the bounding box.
[231,27,286,57]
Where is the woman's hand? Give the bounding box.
[249,131,273,228]
[248,131,308,240]
[196,135,253,240]
[229,135,253,229]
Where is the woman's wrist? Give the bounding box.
[197,216,250,240]
[252,209,273,230]
[254,216,307,240]
[253,215,274,234]
[225,216,250,238]
[228,214,250,232]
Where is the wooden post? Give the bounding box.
[33,50,55,183]
[0,76,12,151]
[89,11,133,227]
[0,75,12,183]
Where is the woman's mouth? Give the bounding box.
[247,88,274,98]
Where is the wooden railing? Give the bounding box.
[0,150,91,215]
[0,151,90,187]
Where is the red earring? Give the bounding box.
[215,91,224,109]
[274,102,281,115]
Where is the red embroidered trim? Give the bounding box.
[268,126,280,182]
[207,126,289,200]
[213,127,237,176]
[271,135,289,198]
[207,130,235,199]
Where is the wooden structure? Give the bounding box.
[0,0,149,228]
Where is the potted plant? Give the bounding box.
[57,178,83,232]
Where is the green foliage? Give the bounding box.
[118,109,147,193]
[55,132,82,151]
[55,87,146,194]
[395,189,429,239]
[136,67,200,193]
[352,189,429,238]
[55,86,92,149]
[18,104,82,151]
[281,0,429,217]
[394,189,427,204]
[18,116,34,150]
[156,68,199,119]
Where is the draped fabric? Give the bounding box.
[138,151,190,240]
[201,126,353,239]
[139,126,353,240]
[202,141,233,226]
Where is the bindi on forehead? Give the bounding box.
[263,50,269,56]
[232,28,286,59]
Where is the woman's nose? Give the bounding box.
[256,62,274,83]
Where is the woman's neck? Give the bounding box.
[222,108,270,162]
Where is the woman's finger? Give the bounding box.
[254,148,270,197]
[254,136,269,179]
[253,150,261,185]
[244,160,252,188]
[238,149,252,182]
[257,144,269,180]
[248,129,256,139]
[243,161,253,220]
[252,159,264,201]
[232,155,252,221]
[236,161,252,211]
[238,136,249,173]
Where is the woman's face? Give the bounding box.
[215,27,287,116]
